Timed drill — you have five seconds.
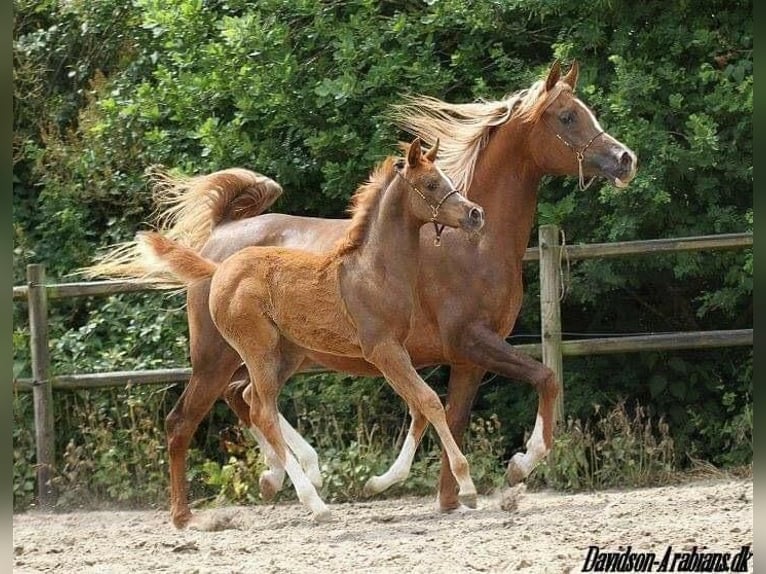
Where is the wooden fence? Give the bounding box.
[12,227,753,507]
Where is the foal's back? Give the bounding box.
[208,245,362,357]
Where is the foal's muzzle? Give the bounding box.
[462,206,485,231]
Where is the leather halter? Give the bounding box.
[395,168,460,246]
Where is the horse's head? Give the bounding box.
[398,138,485,236]
[528,60,637,189]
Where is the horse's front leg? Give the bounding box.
[454,322,558,486]
[366,341,478,508]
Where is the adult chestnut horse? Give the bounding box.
[136,140,485,520]
[87,61,637,528]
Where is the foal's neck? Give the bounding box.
[352,177,422,282]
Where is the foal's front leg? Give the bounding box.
[362,407,428,496]
[366,341,477,508]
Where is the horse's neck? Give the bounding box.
[470,121,542,266]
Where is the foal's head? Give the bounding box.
[526,60,638,189]
[397,138,485,234]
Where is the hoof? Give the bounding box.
[171,511,192,530]
[362,477,381,497]
[312,508,334,523]
[459,491,478,510]
[259,474,279,501]
[505,454,527,486]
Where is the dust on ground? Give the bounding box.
[13,477,753,574]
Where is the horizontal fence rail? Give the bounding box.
[12,229,753,506]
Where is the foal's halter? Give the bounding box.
[395,168,460,246]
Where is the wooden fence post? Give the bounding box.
[538,225,564,425]
[27,264,56,507]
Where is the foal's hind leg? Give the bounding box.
[367,341,477,508]
[225,374,323,495]
[363,407,428,496]
[229,327,330,521]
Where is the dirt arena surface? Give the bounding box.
[13,478,752,574]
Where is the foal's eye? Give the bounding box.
[426,181,438,191]
[559,110,576,125]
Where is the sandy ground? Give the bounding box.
[13,478,752,574]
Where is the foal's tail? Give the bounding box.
[80,167,282,283]
[136,232,218,284]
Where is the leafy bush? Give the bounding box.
[529,401,676,491]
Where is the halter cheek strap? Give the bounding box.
[395,169,460,246]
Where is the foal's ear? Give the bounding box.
[407,137,423,167]
[545,59,562,92]
[563,60,579,90]
[425,138,440,162]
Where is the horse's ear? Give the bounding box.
[425,138,440,162]
[545,60,562,92]
[563,60,579,89]
[407,137,423,167]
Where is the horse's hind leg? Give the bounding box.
[363,407,428,496]
[167,341,241,529]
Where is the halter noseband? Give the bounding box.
[553,129,604,191]
[395,168,460,246]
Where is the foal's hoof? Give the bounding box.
[259,475,279,502]
[362,477,382,497]
[459,491,478,509]
[312,508,334,524]
[505,454,527,486]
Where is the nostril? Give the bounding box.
[469,207,483,221]
[619,151,633,168]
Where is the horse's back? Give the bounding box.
[202,214,350,262]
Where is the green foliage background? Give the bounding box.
[13,0,751,509]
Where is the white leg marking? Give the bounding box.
[283,450,330,521]
[279,414,322,489]
[249,426,286,493]
[509,414,549,478]
[364,432,418,495]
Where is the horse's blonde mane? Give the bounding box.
[390,79,565,193]
[329,156,399,261]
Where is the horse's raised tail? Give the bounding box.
[136,232,217,284]
[79,167,282,282]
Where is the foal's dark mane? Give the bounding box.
[330,156,398,260]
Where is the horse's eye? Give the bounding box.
[426,181,438,191]
[559,111,576,125]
